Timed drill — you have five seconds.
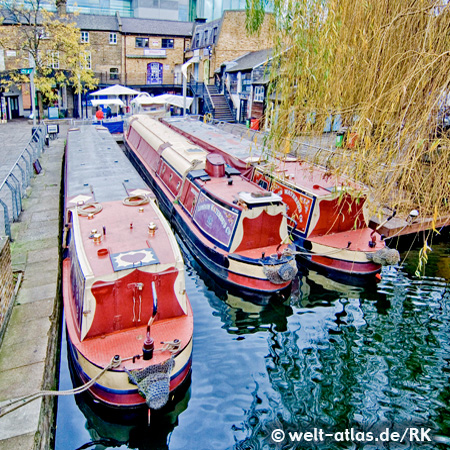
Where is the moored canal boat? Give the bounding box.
[124,115,298,297]
[161,117,400,281]
[63,125,193,413]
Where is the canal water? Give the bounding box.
[55,238,450,450]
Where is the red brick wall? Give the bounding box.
[0,238,14,337]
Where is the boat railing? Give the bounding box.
[0,122,47,239]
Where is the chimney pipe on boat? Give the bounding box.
[205,153,226,178]
[143,326,154,360]
[143,282,158,360]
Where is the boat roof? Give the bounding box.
[163,117,365,197]
[73,199,178,279]
[66,126,149,204]
[197,176,282,208]
[129,115,208,171]
[66,125,182,279]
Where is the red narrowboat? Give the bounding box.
[63,125,193,413]
[161,117,400,282]
[124,115,298,297]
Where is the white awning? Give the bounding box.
[90,84,140,97]
[131,93,193,109]
[181,56,200,78]
[91,98,125,107]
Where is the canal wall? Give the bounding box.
[0,239,14,346]
[0,121,67,450]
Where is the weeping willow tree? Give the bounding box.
[247,0,450,222]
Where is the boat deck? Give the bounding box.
[198,175,280,207]
[75,313,193,370]
[75,200,177,278]
[163,118,364,197]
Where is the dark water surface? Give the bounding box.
[55,241,450,450]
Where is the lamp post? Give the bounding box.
[77,73,82,120]
[30,68,36,127]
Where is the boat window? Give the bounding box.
[69,232,85,333]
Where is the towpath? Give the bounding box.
[0,119,68,450]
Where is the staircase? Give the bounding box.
[206,85,235,122]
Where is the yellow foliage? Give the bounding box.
[247,0,450,218]
[0,4,97,103]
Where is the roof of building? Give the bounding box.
[121,17,194,37]
[226,48,273,73]
[75,14,119,31]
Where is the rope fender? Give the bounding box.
[263,260,298,284]
[366,247,401,266]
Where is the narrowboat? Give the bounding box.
[124,115,298,297]
[63,125,193,413]
[161,117,400,281]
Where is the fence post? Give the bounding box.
[5,174,22,220]
[0,199,11,239]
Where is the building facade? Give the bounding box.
[0,8,274,119]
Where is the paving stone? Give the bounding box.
[9,300,54,324]
[26,247,59,264]
[0,362,45,402]
[20,264,59,289]
[0,336,48,371]
[1,315,51,348]
[0,431,36,450]
[0,398,42,440]
[20,219,59,241]
[15,282,57,305]
[31,209,60,222]
[0,122,67,449]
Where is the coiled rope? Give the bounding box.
[122,194,150,206]
[0,355,121,418]
[77,202,103,216]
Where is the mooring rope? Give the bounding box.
[0,356,121,418]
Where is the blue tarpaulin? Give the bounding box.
[93,120,124,134]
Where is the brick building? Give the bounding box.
[120,17,192,91]
[0,9,273,119]
[185,10,273,85]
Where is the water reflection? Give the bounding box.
[72,383,190,450]
[233,265,450,449]
[56,245,450,450]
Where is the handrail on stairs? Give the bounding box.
[204,83,216,114]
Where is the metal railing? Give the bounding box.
[204,83,216,118]
[0,123,47,239]
[223,84,237,120]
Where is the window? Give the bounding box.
[81,51,91,69]
[203,30,208,46]
[109,33,117,45]
[162,38,174,49]
[212,27,218,44]
[194,33,200,48]
[47,51,59,69]
[81,31,89,43]
[136,37,149,48]
[254,86,265,102]
[110,68,119,80]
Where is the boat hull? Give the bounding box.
[67,331,193,409]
